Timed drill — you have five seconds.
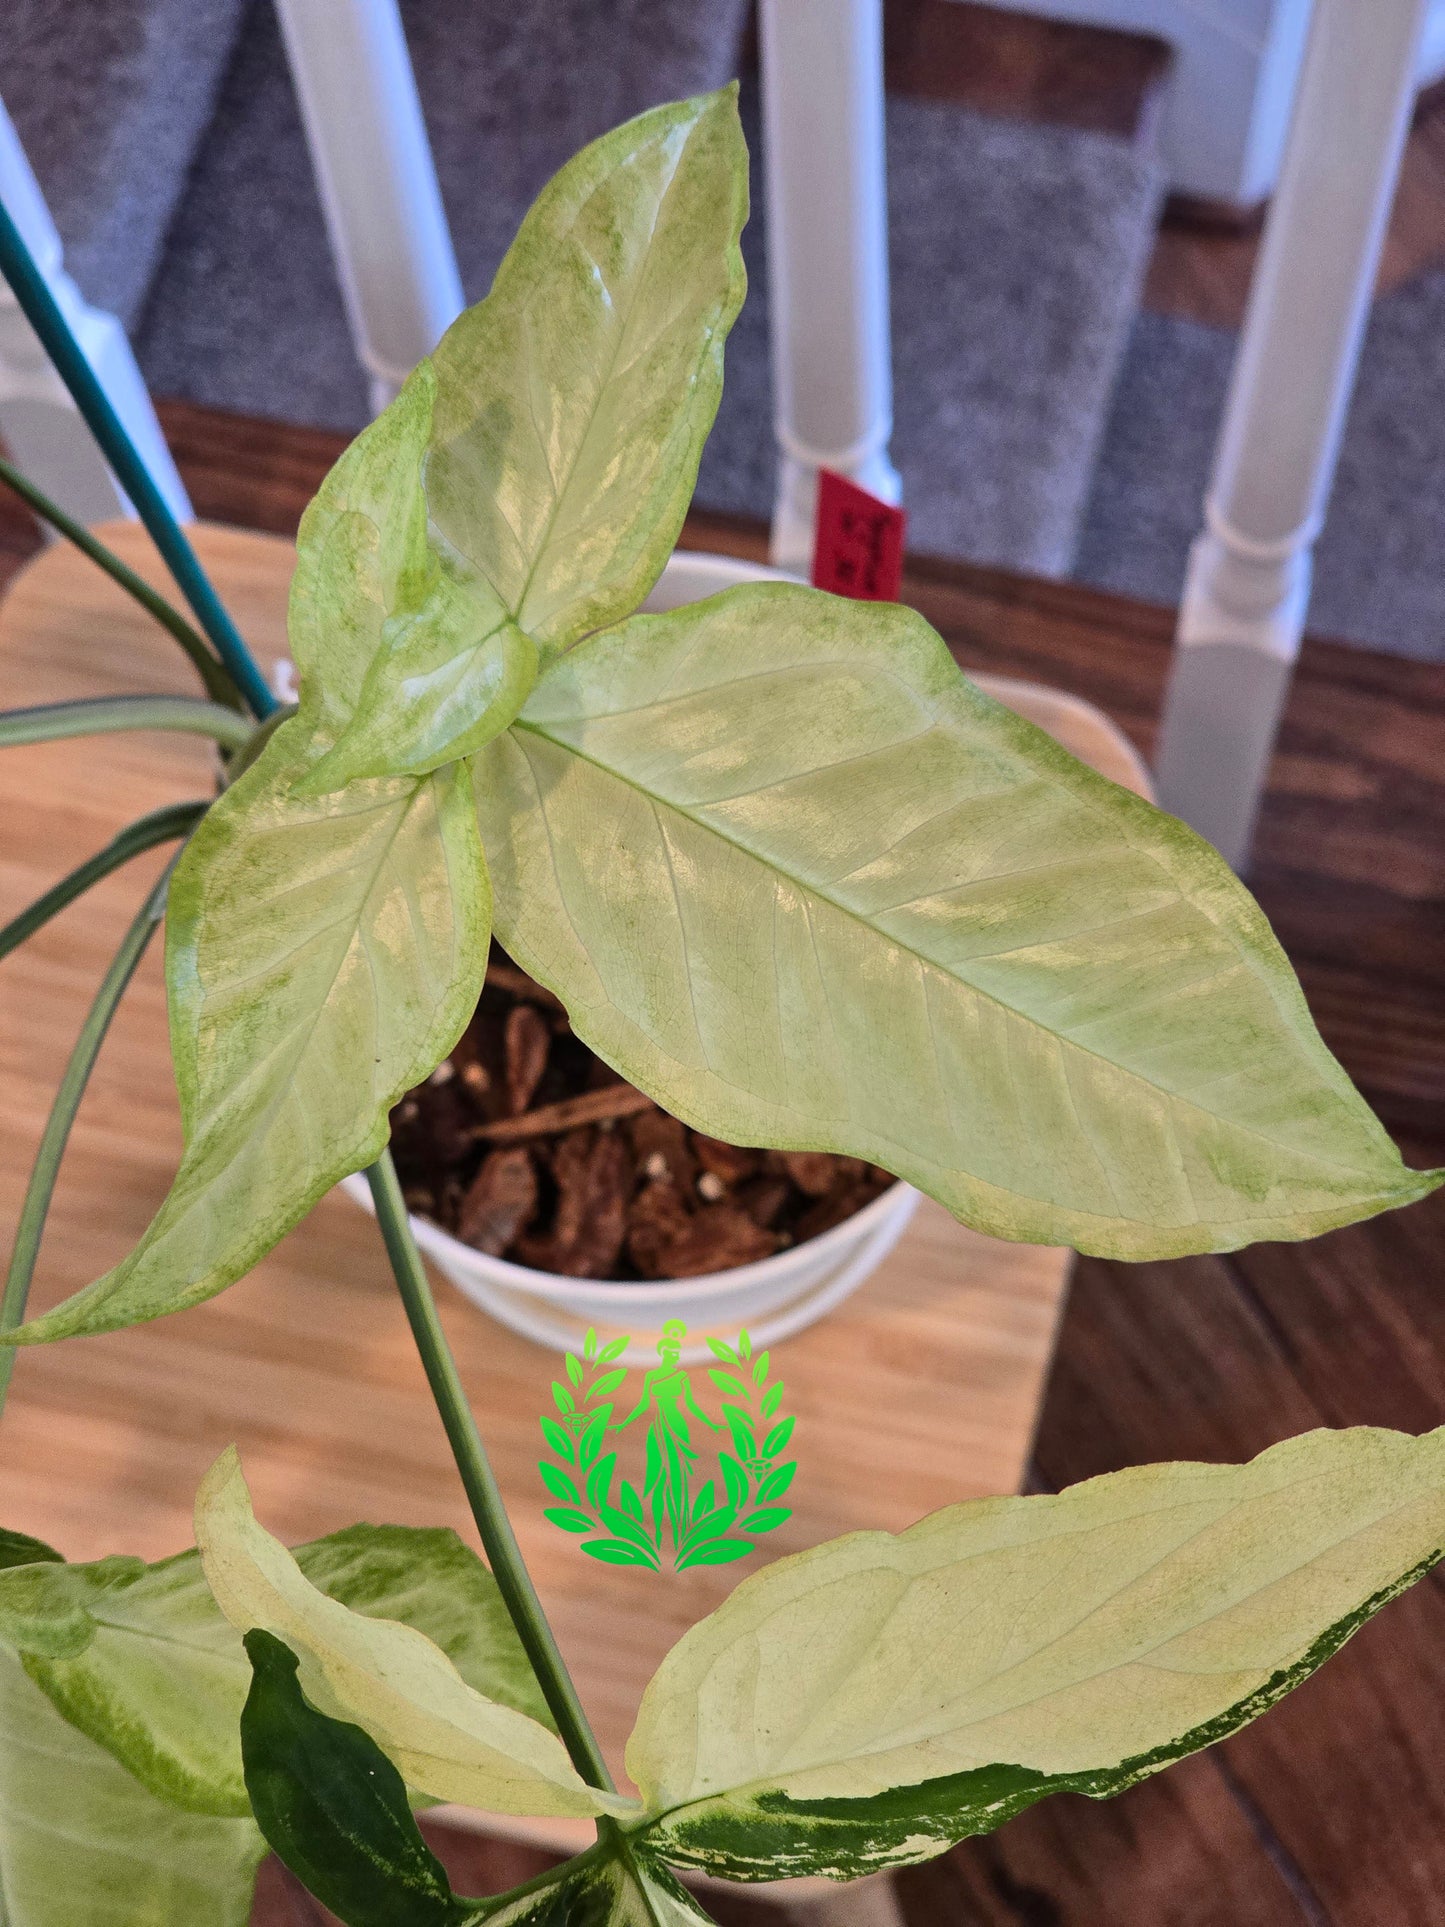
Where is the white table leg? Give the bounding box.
[275,0,464,415]
[1154,0,1429,870]
[758,0,901,570]
[0,98,190,529]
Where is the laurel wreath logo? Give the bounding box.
[536,1319,797,1572]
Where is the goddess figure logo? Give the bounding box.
[536,1321,797,1572]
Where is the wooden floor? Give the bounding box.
[2,409,1442,1925]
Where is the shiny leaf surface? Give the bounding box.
[239,1629,717,1927]
[294,84,747,786]
[10,724,487,1344]
[425,88,747,657]
[292,365,538,790]
[241,1631,475,1927]
[475,583,1439,1257]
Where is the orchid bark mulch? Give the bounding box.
[388,951,894,1280]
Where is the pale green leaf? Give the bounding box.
[9,724,487,1344]
[0,1646,264,1927]
[294,1523,554,1731]
[475,583,1439,1257]
[0,1559,92,1659]
[288,361,462,739]
[0,1520,550,1821]
[196,1449,635,1821]
[624,1426,1445,1878]
[0,1552,254,1817]
[258,83,746,786]
[424,88,748,657]
[290,363,539,790]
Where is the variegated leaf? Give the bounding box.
[625,1427,1445,1877]
[197,1450,634,1821]
[8,722,487,1345]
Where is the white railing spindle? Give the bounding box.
[0,97,191,528]
[275,0,464,417]
[758,0,901,570]
[1155,0,1430,869]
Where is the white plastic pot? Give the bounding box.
[342,1169,917,1366]
[339,547,920,1362]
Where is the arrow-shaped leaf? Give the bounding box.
[8,724,487,1345]
[475,583,1439,1257]
[425,88,747,660]
[301,86,749,788]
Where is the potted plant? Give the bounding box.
[0,87,1440,1925]
[340,565,1150,1368]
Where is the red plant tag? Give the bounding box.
[811,468,906,602]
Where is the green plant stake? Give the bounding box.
[1,86,1441,1926]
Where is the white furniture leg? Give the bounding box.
[275,0,464,416]
[0,98,191,529]
[1154,0,1429,871]
[758,0,901,570]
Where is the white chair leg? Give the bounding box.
[275,0,464,415]
[1155,0,1429,870]
[0,97,191,528]
[758,0,901,571]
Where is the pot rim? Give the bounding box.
[341,1169,917,1310]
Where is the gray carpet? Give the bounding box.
[697,94,1163,573]
[132,6,1162,579]
[1075,272,1445,660]
[134,0,750,434]
[6,0,248,330]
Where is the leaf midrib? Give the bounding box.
[509,719,1376,1185]
[510,121,694,632]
